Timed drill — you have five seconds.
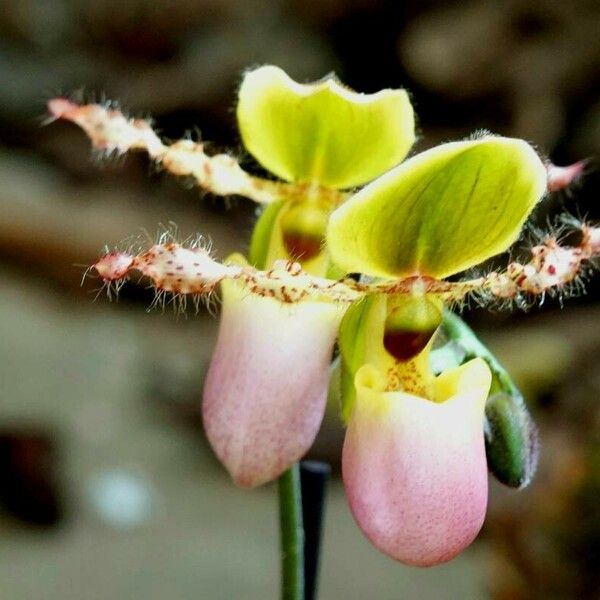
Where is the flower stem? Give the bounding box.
[278,464,305,600]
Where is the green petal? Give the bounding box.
[237,65,415,189]
[327,136,547,278]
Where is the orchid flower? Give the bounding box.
[50,66,416,488]
[49,68,600,567]
[203,66,415,487]
[328,136,545,566]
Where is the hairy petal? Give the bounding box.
[482,223,600,299]
[92,244,361,304]
[546,160,586,192]
[203,278,345,487]
[343,359,491,566]
[47,98,345,206]
[90,222,600,307]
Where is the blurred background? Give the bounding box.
[1,0,599,598]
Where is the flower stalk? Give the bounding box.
[278,465,305,600]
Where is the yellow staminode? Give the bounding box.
[354,357,491,416]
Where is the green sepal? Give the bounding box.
[325,260,346,280]
[327,136,547,279]
[237,65,415,189]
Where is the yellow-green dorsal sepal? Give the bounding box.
[237,65,415,189]
[327,136,548,279]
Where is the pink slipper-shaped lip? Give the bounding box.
[203,279,344,488]
[342,358,491,566]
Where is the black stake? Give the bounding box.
[300,461,331,600]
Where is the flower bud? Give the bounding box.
[485,392,539,489]
[440,311,539,489]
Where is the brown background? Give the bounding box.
[0,1,598,598]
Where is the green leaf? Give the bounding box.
[327,136,547,278]
[237,65,415,189]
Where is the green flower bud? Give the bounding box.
[485,392,539,489]
[440,310,539,489]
